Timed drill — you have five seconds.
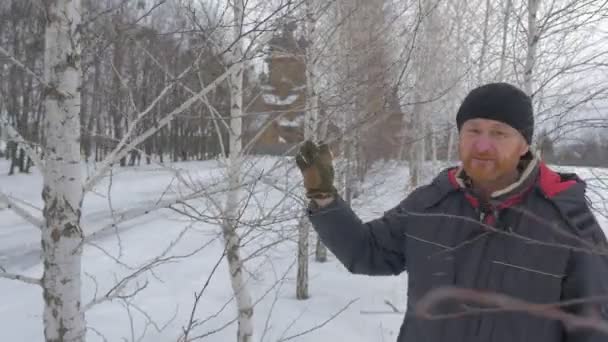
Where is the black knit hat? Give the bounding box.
[456,83,534,144]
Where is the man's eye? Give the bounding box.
[467,128,481,134]
[492,131,507,137]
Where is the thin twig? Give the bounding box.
[277,298,360,341]
[0,268,41,286]
[416,286,608,334]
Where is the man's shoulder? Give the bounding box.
[536,162,586,199]
[401,166,460,210]
[535,163,603,239]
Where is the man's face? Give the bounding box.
[458,118,529,185]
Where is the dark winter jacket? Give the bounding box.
[308,156,608,342]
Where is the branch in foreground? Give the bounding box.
[0,46,47,87]
[0,267,41,286]
[178,249,226,342]
[83,196,190,244]
[84,61,241,192]
[84,232,215,311]
[0,191,44,229]
[277,298,360,342]
[186,258,299,341]
[415,286,608,335]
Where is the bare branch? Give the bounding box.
[415,286,608,334]
[0,265,41,286]
[84,61,241,192]
[0,191,44,229]
[0,45,47,87]
[83,189,210,245]
[179,249,226,341]
[88,326,110,342]
[277,298,360,341]
[84,231,215,311]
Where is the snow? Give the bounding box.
[262,93,300,106]
[249,113,270,131]
[0,158,405,341]
[0,159,606,341]
[277,115,304,128]
[260,85,275,91]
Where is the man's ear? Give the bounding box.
[519,142,530,157]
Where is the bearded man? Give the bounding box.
[295,83,608,342]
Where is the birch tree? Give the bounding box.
[477,0,493,84]
[41,0,85,340]
[524,0,540,96]
[0,1,249,340]
[305,0,328,265]
[295,0,323,300]
[497,0,513,82]
[221,0,254,340]
[408,0,442,188]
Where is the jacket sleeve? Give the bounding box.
[307,192,417,276]
[561,204,608,342]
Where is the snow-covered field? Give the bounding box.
[0,158,606,341]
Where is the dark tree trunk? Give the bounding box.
[17,147,25,173]
[8,142,17,175]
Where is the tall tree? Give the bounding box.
[222,0,254,341]
[524,0,540,96]
[41,0,86,340]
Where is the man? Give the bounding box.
[295,83,608,342]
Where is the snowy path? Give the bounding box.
[0,162,193,271]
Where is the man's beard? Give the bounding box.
[463,155,502,183]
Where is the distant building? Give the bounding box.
[244,20,403,161]
[245,21,308,155]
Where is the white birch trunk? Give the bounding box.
[223,1,253,341]
[409,0,438,188]
[498,0,513,82]
[409,100,424,188]
[409,66,427,187]
[41,0,86,341]
[308,25,328,261]
[430,121,437,163]
[477,0,492,84]
[339,0,360,205]
[333,0,348,201]
[447,125,456,162]
[298,0,327,303]
[398,114,409,161]
[344,135,357,204]
[296,216,309,300]
[525,0,540,96]
[315,235,327,262]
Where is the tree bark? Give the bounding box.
[222,1,254,340]
[447,125,456,162]
[498,0,513,82]
[525,0,540,96]
[41,0,85,341]
[477,0,492,84]
[111,24,126,167]
[315,236,327,262]
[296,217,310,300]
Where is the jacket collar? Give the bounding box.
[435,153,582,211]
[447,151,540,209]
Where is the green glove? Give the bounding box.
[295,140,337,199]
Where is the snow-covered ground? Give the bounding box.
[0,158,606,341]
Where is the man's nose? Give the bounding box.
[473,135,494,153]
